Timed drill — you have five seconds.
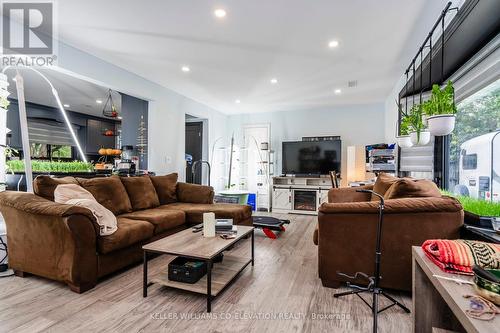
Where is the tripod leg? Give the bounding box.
[334,288,367,298]
[372,292,378,333]
[381,291,411,313]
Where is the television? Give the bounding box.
[282,140,341,176]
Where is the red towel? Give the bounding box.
[422,239,500,275]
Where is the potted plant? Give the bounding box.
[395,101,413,148]
[423,81,457,136]
[408,104,430,145]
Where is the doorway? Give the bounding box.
[185,120,203,184]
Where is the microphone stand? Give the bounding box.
[333,189,410,332]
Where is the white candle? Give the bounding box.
[203,212,216,238]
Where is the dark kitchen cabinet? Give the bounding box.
[86,119,116,154]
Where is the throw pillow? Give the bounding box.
[120,176,160,210]
[371,173,398,201]
[77,176,133,215]
[54,184,117,236]
[33,175,79,201]
[384,178,442,199]
[150,173,178,204]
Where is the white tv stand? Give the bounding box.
[271,176,332,215]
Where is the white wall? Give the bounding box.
[384,75,406,143]
[55,41,228,180]
[226,104,386,184]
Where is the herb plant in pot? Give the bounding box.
[395,100,413,148]
[424,81,457,136]
[396,114,413,148]
[408,104,430,145]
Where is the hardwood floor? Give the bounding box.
[0,213,412,333]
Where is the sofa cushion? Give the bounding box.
[120,176,160,210]
[150,173,178,204]
[372,173,398,201]
[159,202,252,225]
[77,176,132,215]
[33,175,79,201]
[119,208,185,234]
[97,217,154,254]
[176,182,214,204]
[384,178,442,200]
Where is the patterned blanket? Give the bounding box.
[422,239,500,275]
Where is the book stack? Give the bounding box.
[215,219,237,235]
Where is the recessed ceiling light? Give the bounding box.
[334,88,342,94]
[63,104,70,108]
[270,78,278,84]
[235,99,241,104]
[181,66,190,72]
[214,9,227,18]
[96,99,103,104]
[328,40,339,48]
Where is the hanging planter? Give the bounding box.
[396,105,413,148]
[396,135,413,148]
[422,81,457,136]
[102,89,119,118]
[410,130,431,145]
[427,114,456,136]
[407,104,430,146]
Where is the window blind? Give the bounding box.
[399,139,434,173]
[28,119,80,146]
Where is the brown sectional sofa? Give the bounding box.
[315,175,464,292]
[0,174,252,293]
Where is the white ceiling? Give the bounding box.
[6,68,121,117]
[56,0,448,115]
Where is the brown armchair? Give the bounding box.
[314,184,463,291]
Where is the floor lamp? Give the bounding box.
[1,66,88,192]
[333,189,410,332]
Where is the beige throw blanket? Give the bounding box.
[54,184,117,236]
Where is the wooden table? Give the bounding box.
[142,226,254,312]
[412,246,500,333]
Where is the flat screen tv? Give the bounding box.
[282,140,341,176]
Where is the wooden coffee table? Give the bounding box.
[142,225,254,312]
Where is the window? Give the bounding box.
[30,143,48,158]
[461,153,477,170]
[29,143,73,160]
[448,78,500,201]
[51,145,72,159]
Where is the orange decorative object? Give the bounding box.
[94,163,105,170]
[105,148,114,155]
[112,149,121,156]
[104,130,114,136]
[98,148,107,155]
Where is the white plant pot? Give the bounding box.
[410,130,431,145]
[427,114,456,136]
[396,135,413,148]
